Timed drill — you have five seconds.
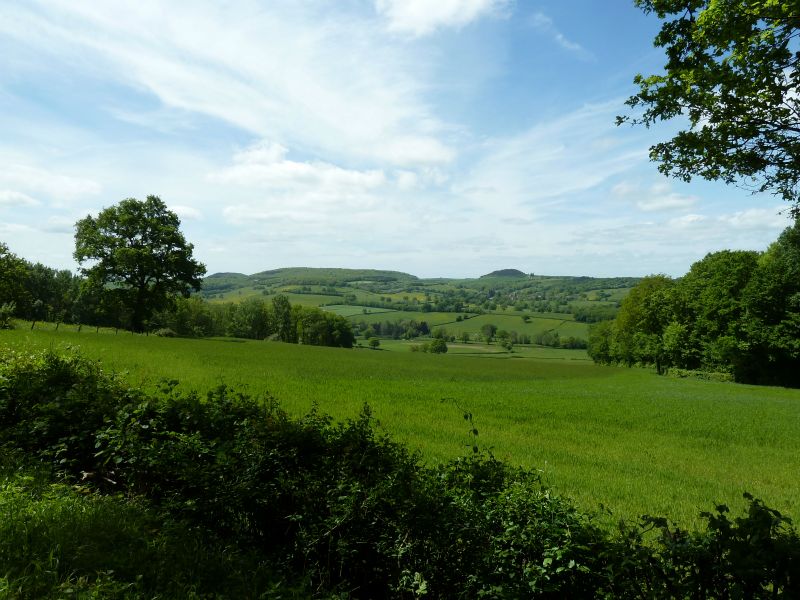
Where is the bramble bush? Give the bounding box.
[1,347,798,597]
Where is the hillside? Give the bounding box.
[199,267,640,330]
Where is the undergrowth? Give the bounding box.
[0,348,797,598]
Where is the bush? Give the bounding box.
[429,338,448,354]
[152,327,177,337]
[0,302,14,329]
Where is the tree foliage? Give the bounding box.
[622,0,800,209]
[0,243,29,311]
[74,196,206,332]
[589,217,800,385]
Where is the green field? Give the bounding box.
[322,304,399,317]
[374,338,592,359]
[4,326,799,529]
[434,313,588,339]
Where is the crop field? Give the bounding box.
[322,304,399,317]
[376,338,592,360]
[435,313,589,339]
[3,327,799,529]
[259,292,344,307]
[346,310,471,327]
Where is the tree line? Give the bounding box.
[0,242,354,348]
[588,217,800,387]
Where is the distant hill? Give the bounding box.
[200,266,640,323]
[480,269,528,278]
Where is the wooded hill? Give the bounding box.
[198,267,638,321]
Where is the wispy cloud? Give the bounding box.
[612,180,698,212]
[0,190,39,207]
[210,141,387,200]
[454,101,647,217]
[530,12,593,60]
[0,1,454,168]
[375,0,511,37]
[0,163,101,202]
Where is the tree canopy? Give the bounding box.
[588,216,800,386]
[74,196,206,332]
[621,0,800,210]
[0,243,29,311]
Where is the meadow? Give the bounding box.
[3,325,799,529]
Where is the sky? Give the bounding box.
[0,0,794,278]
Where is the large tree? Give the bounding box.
[621,0,800,211]
[74,196,206,332]
[0,243,29,312]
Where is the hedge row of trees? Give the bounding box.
[588,218,800,386]
[151,295,354,348]
[0,243,354,348]
[355,318,431,340]
[0,243,82,326]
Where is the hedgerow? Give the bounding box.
[0,348,798,597]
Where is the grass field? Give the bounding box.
[374,338,592,360]
[3,326,799,529]
[434,313,589,339]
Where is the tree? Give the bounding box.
[613,275,675,368]
[429,338,448,354]
[741,216,800,384]
[271,294,293,342]
[74,196,206,332]
[0,243,29,312]
[621,1,800,210]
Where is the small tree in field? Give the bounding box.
[368,337,380,350]
[429,338,448,354]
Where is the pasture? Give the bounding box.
[3,326,799,529]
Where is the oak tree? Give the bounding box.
[74,196,206,332]
[621,0,800,210]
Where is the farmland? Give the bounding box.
[4,325,799,529]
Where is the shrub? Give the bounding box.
[0,302,14,330]
[153,327,177,337]
[429,338,448,354]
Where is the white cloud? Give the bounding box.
[0,190,39,207]
[210,141,386,196]
[612,180,698,212]
[0,1,454,168]
[718,207,790,230]
[530,12,591,59]
[0,164,101,202]
[170,205,202,220]
[454,101,648,218]
[668,213,706,227]
[375,0,510,37]
[42,215,76,233]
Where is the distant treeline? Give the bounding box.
[354,318,431,340]
[151,296,354,348]
[588,217,800,387]
[570,303,619,323]
[0,244,353,348]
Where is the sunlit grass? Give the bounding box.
[3,326,799,528]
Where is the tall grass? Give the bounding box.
[2,327,799,527]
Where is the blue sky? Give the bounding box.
[0,0,793,278]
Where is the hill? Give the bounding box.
[480,268,528,278]
[199,267,640,327]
